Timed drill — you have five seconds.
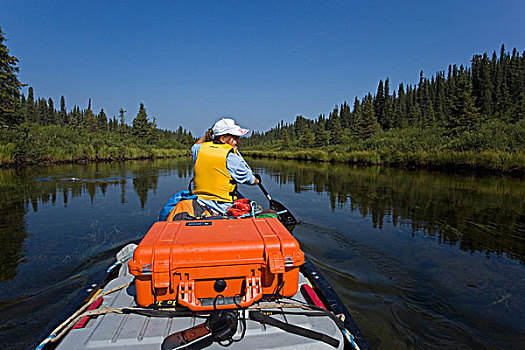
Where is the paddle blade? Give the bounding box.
[269,199,297,226]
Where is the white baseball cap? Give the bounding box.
[212,118,249,137]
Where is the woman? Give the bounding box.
[191,118,259,215]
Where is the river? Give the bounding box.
[0,158,523,349]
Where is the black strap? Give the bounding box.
[249,311,340,348]
[122,308,206,319]
[254,309,343,329]
[192,198,210,217]
[188,178,194,193]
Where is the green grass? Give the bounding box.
[243,122,525,174]
[0,123,190,166]
[2,121,523,174]
[243,149,525,174]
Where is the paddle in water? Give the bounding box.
[255,174,297,226]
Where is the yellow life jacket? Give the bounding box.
[193,142,238,202]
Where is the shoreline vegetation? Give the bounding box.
[0,123,191,168]
[0,146,189,167]
[240,44,525,176]
[243,149,525,176]
[1,25,524,175]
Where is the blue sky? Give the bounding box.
[1,0,524,135]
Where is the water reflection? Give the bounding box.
[0,157,523,349]
[0,158,193,282]
[248,158,525,264]
[1,156,523,286]
[0,169,28,282]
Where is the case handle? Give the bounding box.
[177,276,263,311]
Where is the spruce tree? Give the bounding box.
[340,101,351,128]
[281,128,290,149]
[176,125,184,143]
[448,78,480,134]
[375,79,384,128]
[133,103,150,139]
[383,78,393,129]
[300,127,314,148]
[0,26,24,126]
[361,94,380,139]
[314,118,329,147]
[26,87,35,122]
[18,93,26,122]
[119,108,127,135]
[427,100,436,126]
[394,84,408,128]
[147,117,159,144]
[47,97,56,125]
[330,117,343,144]
[84,109,97,132]
[434,73,447,124]
[97,108,108,130]
[69,106,79,127]
[84,100,97,132]
[60,96,67,125]
[350,97,363,138]
[37,98,48,125]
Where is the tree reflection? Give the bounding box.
[0,169,28,281]
[249,158,525,264]
[0,157,194,281]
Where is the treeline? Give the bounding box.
[245,45,525,155]
[0,95,194,164]
[0,26,192,165]
[13,91,194,147]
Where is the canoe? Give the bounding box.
[37,218,370,350]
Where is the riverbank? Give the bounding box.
[3,145,523,176]
[0,123,191,167]
[0,147,189,167]
[1,124,523,175]
[243,149,525,176]
[0,147,190,168]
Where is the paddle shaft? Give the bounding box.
[256,180,297,226]
[257,181,272,201]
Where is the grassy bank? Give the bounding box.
[0,124,189,167]
[244,123,525,175]
[243,149,525,175]
[0,146,189,167]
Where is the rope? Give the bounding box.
[106,262,119,273]
[36,296,359,350]
[343,329,361,350]
[35,281,131,349]
[38,300,317,348]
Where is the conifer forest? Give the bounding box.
[1,26,524,173]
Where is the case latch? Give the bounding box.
[268,252,285,274]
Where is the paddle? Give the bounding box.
[255,174,297,226]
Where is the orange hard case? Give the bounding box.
[128,217,304,310]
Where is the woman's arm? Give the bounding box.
[195,129,214,145]
[195,134,207,145]
[226,153,259,185]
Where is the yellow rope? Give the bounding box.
[37,281,131,348]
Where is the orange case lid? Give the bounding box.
[129,217,304,276]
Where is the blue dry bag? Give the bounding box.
[158,190,197,221]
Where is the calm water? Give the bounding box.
[0,158,523,349]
